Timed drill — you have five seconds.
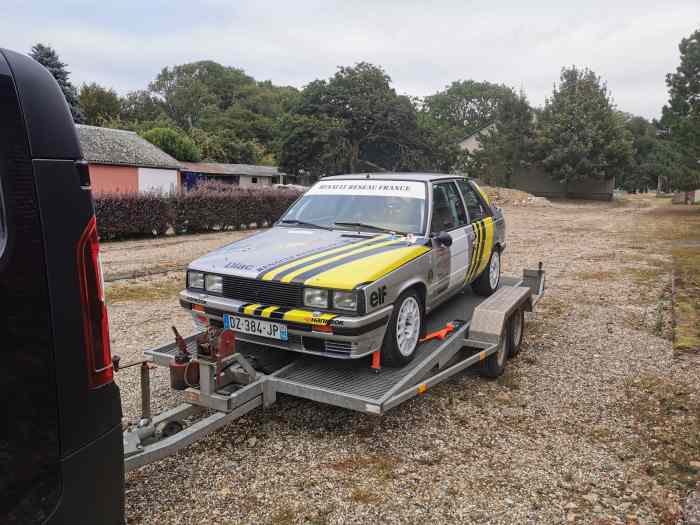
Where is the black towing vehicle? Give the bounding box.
[0,48,124,524]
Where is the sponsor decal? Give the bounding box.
[306,180,426,199]
[370,286,387,307]
[224,261,257,271]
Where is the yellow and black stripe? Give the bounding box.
[233,302,337,326]
[465,217,495,283]
[259,235,391,281]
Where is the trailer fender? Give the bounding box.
[467,285,532,344]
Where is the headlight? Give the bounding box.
[205,274,223,293]
[333,290,357,311]
[188,271,204,289]
[304,288,329,308]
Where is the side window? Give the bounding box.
[431,182,467,232]
[457,180,489,223]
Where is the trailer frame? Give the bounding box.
[122,266,545,472]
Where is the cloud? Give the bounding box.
[2,0,698,118]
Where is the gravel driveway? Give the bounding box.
[104,196,699,524]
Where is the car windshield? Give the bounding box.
[280,180,427,234]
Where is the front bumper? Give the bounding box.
[179,290,392,359]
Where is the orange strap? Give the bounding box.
[420,323,455,343]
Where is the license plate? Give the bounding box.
[223,314,288,341]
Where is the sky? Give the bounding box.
[2,1,698,120]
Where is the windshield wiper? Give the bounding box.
[333,221,406,236]
[279,219,332,230]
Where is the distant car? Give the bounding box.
[273,183,307,191]
[180,173,505,366]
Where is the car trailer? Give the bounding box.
[121,266,545,472]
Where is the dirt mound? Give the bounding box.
[482,185,552,207]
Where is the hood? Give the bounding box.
[189,227,431,290]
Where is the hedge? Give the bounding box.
[94,184,303,240]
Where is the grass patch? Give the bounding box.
[673,245,700,353]
[625,375,700,491]
[575,270,617,282]
[105,277,183,304]
[349,487,383,504]
[325,454,399,481]
[268,507,297,525]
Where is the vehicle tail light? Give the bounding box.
[77,215,113,388]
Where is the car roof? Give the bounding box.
[321,172,466,183]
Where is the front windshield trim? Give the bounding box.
[279,179,430,236]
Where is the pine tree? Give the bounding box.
[29,43,85,123]
[535,66,632,196]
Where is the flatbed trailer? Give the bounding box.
[122,267,545,472]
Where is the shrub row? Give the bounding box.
[94,184,303,240]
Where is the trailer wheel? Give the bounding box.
[508,308,525,358]
[479,333,507,378]
[381,289,424,367]
[472,249,501,297]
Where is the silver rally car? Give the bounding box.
[181,173,505,366]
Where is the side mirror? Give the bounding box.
[435,231,453,247]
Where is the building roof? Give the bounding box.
[76,125,182,170]
[322,172,462,182]
[180,162,282,177]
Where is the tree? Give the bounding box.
[79,83,121,125]
[189,128,260,164]
[423,80,514,137]
[141,128,201,162]
[535,66,633,196]
[293,62,424,173]
[120,90,164,122]
[276,114,349,180]
[29,43,85,123]
[660,28,700,191]
[466,89,535,186]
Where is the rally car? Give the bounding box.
[180,173,505,366]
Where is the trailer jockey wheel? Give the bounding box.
[157,420,184,439]
[508,308,525,358]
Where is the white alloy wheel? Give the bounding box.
[395,296,421,357]
[489,250,501,290]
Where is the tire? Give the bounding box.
[472,248,501,297]
[508,308,525,358]
[479,332,508,378]
[381,289,424,367]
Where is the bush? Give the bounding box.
[141,127,201,162]
[94,191,172,240]
[94,184,302,240]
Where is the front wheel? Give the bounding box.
[381,289,424,367]
[472,249,501,297]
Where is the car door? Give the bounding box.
[457,179,494,284]
[428,181,469,303]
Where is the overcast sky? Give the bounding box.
[2,1,698,119]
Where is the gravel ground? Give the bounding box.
[105,195,700,524]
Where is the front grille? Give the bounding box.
[220,275,303,307]
[302,337,353,356]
